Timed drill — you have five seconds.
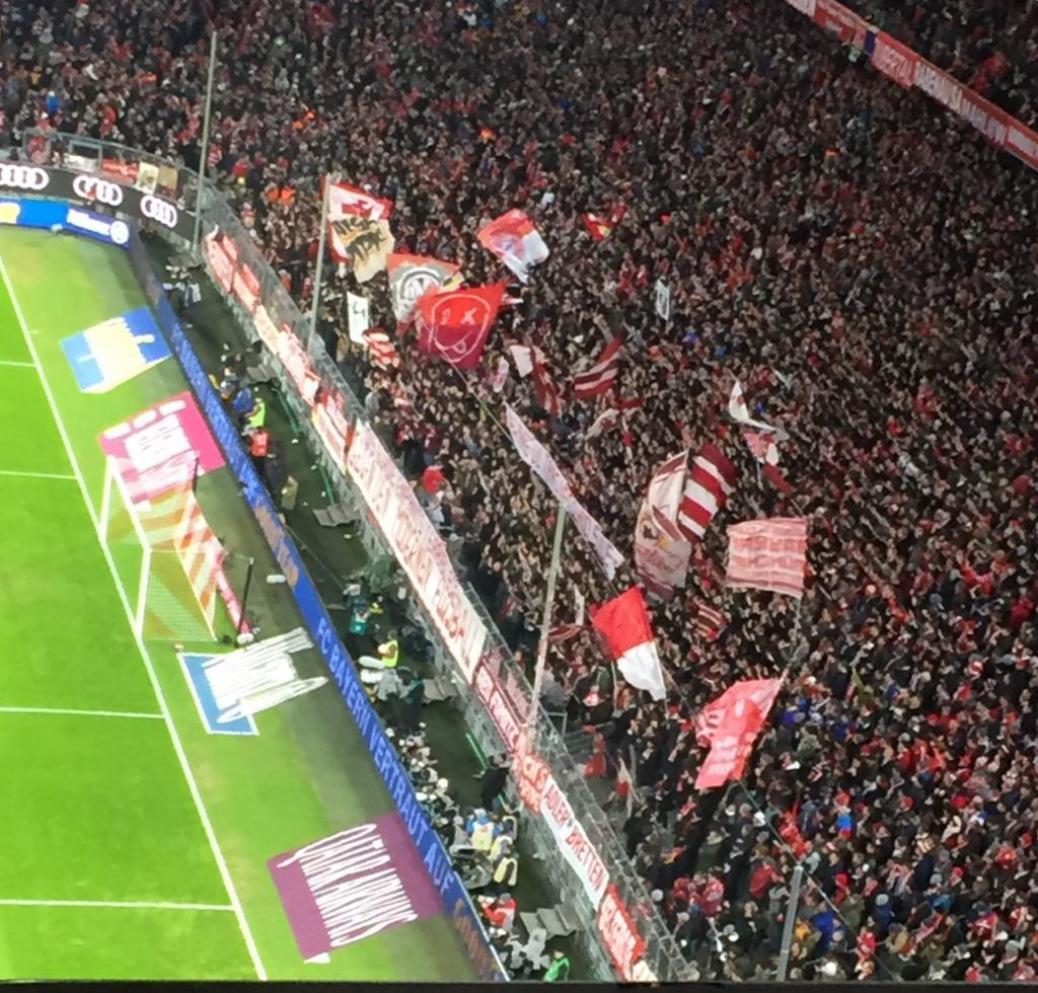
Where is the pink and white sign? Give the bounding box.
[99,390,225,504]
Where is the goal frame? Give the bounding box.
[99,456,152,639]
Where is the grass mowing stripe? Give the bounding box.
[0,251,267,982]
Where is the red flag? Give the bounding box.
[725,517,808,598]
[583,213,614,241]
[677,443,737,542]
[415,283,506,370]
[532,348,562,417]
[573,337,623,399]
[763,463,794,494]
[476,209,549,283]
[695,678,783,789]
[591,587,666,701]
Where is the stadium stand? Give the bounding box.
[7,0,1038,980]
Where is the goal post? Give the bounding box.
[100,456,228,642]
[101,454,153,639]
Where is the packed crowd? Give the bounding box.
[5,0,1038,981]
[849,0,1038,125]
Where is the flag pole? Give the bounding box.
[191,27,218,255]
[525,504,567,751]
[308,175,332,349]
[775,863,804,981]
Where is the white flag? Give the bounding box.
[347,293,370,344]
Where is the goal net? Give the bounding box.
[100,456,242,642]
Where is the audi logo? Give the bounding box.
[140,195,179,229]
[72,174,124,207]
[0,164,49,191]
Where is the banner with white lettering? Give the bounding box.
[505,404,623,579]
[539,774,610,907]
[346,422,487,682]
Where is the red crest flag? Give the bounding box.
[415,283,506,370]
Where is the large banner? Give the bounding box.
[346,422,487,683]
[505,405,623,579]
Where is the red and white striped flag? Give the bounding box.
[364,329,399,368]
[532,348,562,417]
[725,517,808,598]
[573,337,623,399]
[677,443,737,542]
[693,600,725,642]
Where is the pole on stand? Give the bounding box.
[775,863,804,981]
[308,175,332,349]
[524,505,568,753]
[191,28,219,255]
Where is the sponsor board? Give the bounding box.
[0,164,49,191]
[179,651,258,736]
[60,306,169,393]
[98,390,226,504]
[268,814,441,960]
[72,173,125,207]
[0,165,195,241]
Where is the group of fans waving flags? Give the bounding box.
[326,174,809,790]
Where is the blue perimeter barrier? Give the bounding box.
[1,197,505,983]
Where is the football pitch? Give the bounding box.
[0,228,476,981]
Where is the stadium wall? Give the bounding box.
[0,192,507,983]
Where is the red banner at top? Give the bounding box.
[871,31,918,88]
[813,0,868,49]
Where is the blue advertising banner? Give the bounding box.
[123,236,506,982]
[0,196,131,246]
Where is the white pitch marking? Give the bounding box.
[0,899,235,913]
[0,359,34,368]
[0,706,163,720]
[0,251,267,982]
[0,468,76,481]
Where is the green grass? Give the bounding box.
[0,228,477,981]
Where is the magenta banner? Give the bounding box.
[98,390,225,503]
[268,813,442,961]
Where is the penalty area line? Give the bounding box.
[0,251,267,981]
[0,468,76,481]
[0,706,163,720]
[0,899,235,912]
